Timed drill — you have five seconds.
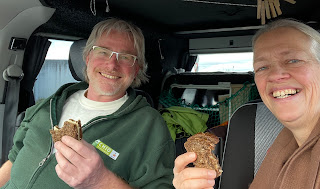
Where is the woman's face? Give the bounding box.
[253,27,320,126]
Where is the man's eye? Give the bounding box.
[119,55,130,60]
[98,50,107,55]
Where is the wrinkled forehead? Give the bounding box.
[95,30,135,49]
[103,29,133,40]
[254,27,311,47]
[100,30,136,51]
[254,28,312,53]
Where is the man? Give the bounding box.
[0,18,175,189]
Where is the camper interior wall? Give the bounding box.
[0,0,55,166]
[0,1,55,101]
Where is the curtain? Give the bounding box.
[18,36,51,113]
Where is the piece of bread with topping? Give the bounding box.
[50,119,82,142]
[184,132,223,177]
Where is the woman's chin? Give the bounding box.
[275,111,304,125]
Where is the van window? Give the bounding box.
[33,39,78,102]
[191,52,254,72]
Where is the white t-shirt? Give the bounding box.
[58,90,129,127]
[52,90,128,153]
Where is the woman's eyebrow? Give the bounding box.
[253,56,267,64]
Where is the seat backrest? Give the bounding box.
[219,101,283,189]
[68,39,154,107]
[68,39,87,81]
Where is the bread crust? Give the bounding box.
[184,132,223,177]
[50,119,82,142]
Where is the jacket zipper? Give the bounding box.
[39,153,51,166]
[25,99,55,189]
[26,98,115,188]
[26,147,53,189]
[82,106,125,130]
[40,98,55,165]
[82,117,109,131]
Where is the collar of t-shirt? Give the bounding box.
[79,90,129,110]
[58,89,129,127]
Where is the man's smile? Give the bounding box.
[100,72,120,79]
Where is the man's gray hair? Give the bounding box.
[83,18,149,88]
[252,18,320,62]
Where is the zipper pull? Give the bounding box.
[39,158,46,166]
[39,154,51,166]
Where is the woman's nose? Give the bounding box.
[267,64,290,82]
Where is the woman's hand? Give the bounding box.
[173,152,217,189]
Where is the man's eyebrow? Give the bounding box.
[98,45,111,50]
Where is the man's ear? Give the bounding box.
[134,64,140,77]
[86,55,90,65]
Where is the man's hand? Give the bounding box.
[55,136,131,189]
[173,152,216,189]
[0,160,12,187]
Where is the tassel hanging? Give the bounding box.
[106,0,110,12]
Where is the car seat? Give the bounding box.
[218,101,283,189]
[68,39,154,107]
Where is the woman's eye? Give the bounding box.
[254,66,267,73]
[288,59,300,63]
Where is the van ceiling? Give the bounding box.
[39,0,320,38]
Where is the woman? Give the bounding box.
[173,19,320,189]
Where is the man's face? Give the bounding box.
[253,27,320,126]
[85,30,139,102]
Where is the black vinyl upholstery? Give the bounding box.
[219,101,283,189]
[68,39,87,81]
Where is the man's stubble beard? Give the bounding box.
[86,60,136,97]
[89,72,135,97]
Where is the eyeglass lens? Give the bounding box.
[92,46,136,66]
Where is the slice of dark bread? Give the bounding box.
[50,119,82,142]
[184,132,223,177]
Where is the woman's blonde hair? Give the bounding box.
[252,18,320,62]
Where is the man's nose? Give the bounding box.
[107,53,118,66]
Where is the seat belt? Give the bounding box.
[0,64,24,165]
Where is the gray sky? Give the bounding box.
[45,39,73,60]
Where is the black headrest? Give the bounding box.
[68,39,87,81]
